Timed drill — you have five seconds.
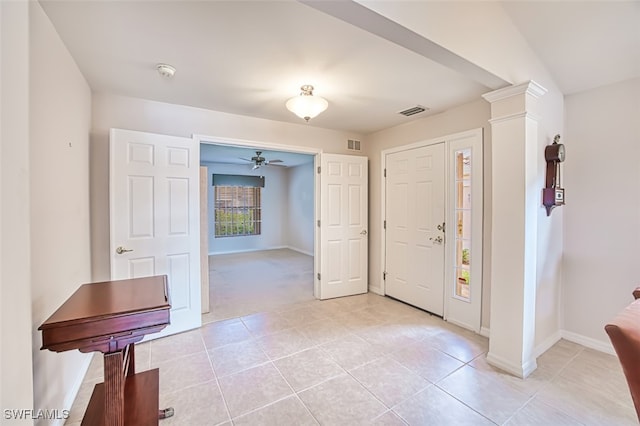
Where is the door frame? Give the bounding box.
[194,134,323,297]
[380,128,484,330]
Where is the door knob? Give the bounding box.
[360,230,368,236]
[116,246,133,254]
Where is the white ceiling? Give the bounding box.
[40,0,639,137]
[502,1,640,95]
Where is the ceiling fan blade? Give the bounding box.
[240,157,253,162]
[267,159,283,163]
[252,164,260,170]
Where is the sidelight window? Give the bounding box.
[454,149,472,301]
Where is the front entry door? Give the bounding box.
[319,154,368,299]
[385,143,445,315]
[110,128,201,337]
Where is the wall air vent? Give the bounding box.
[347,139,361,151]
[398,105,428,117]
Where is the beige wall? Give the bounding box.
[29,1,93,418]
[563,78,640,348]
[365,98,493,329]
[90,93,363,281]
[1,0,34,418]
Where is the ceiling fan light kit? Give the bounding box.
[286,84,328,122]
[241,151,284,169]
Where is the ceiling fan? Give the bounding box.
[240,151,284,170]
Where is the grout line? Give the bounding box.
[201,333,233,424]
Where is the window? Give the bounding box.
[454,148,472,301]
[214,186,261,237]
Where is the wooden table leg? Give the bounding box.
[126,343,135,377]
[104,350,125,426]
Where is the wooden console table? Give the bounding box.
[39,276,172,426]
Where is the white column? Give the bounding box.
[482,81,547,378]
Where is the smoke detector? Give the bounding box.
[156,63,176,78]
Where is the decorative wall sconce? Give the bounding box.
[542,134,566,216]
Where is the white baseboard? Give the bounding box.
[209,246,288,256]
[286,246,314,257]
[534,330,562,358]
[486,351,537,378]
[561,330,615,355]
[368,285,383,296]
[57,352,92,426]
[478,326,614,358]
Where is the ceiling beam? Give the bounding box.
[301,0,509,90]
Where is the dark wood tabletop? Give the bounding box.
[39,275,171,353]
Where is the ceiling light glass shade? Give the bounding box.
[286,85,328,122]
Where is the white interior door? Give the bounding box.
[385,143,445,315]
[110,128,201,337]
[319,154,368,299]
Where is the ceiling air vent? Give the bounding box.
[398,105,428,117]
[347,139,361,151]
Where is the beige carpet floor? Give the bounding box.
[202,248,315,324]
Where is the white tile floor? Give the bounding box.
[66,250,637,425]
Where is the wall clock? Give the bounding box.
[542,134,565,216]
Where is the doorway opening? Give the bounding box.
[197,138,319,323]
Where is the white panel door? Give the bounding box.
[110,128,201,337]
[320,154,368,299]
[385,143,445,315]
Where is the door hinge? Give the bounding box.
[383,271,387,280]
[383,220,386,229]
[317,273,321,281]
[317,220,320,227]
[384,168,387,178]
[317,166,321,174]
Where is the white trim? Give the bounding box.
[208,246,293,256]
[369,285,383,296]
[60,354,92,426]
[194,134,323,299]
[534,330,562,358]
[443,129,484,333]
[481,80,547,103]
[380,128,484,333]
[480,327,616,358]
[561,330,615,355]
[486,351,537,379]
[194,134,322,156]
[286,246,314,257]
[487,111,542,125]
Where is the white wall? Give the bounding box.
[359,0,566,351]
[286,163,315,255]
[563,78,640,349]
[203,162,288,254]
[1,0,34,418]
[365,98,493,328]
[29,1,93,421]
[91,93,361,281]
[533,87,565,351]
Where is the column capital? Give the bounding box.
[483,81,547,121]
[482,80,547,103]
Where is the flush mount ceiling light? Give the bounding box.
[156,63,176,78]
[285,85,328,122]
